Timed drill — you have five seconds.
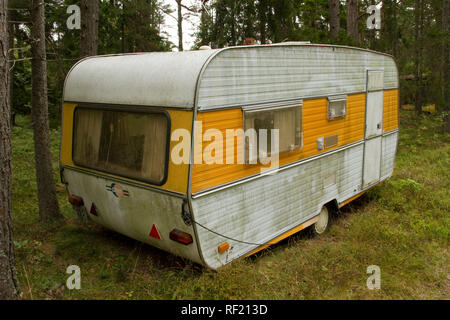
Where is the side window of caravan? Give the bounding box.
[244,105,302,164]
[327,95,347,120]
[73,108,169,185]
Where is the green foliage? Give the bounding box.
[98,0,172,54]
[390,178,422,193]
[194,0,447,110]
[9,0,172,123]
[9,0,29,9]
[196,0,333,47]
[12,59,31,115]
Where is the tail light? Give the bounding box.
[68,195,84,207]
[169,229,193,245]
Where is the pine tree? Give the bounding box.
[30,0,62,222]
[0,0,19,300]
[346,0,359,44]
[329,0,340,42]
[80,0,99,57]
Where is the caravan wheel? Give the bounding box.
[310,206,331,236]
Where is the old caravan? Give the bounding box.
[61,43,399,269]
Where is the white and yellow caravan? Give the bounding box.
[61,43,399,269]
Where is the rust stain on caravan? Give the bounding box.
[60,102,192,194]
[383,89,399,132]
[191,93,366,193]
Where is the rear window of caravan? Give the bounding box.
[72,107,170,185]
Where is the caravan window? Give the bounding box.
[244,105,302,163]
[73,107,170,185]
[327,95,347,120]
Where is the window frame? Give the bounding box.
[72,104,171,186]
[327,95,347,120]
[242,102,303,165]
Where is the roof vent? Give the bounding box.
[199,45,212,50]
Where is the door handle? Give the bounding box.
[377,123,381,129]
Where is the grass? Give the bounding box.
[11,110,450,300]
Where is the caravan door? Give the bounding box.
[363,70,384,188]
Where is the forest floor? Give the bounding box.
[11,110,450,300]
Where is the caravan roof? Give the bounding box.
[63,43,398,111]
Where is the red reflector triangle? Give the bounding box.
[90,203,98,216]
[149,224,161,240]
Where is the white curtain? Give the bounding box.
[73,109,103,165]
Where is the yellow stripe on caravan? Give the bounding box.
[383,89,399,132]
[191,93,366,193]
[60,103,192,194]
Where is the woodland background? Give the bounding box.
[6,0,450,125]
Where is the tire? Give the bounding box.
[309,205,331,237]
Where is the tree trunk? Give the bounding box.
[7,8,14,127]
[201,0,208,29]
[443,0,450,132]
[258,0,267,44]
[392,0,398,58]
[0,0,19,300]
[368,0,376,50]
[80,0,99,57]
[230,3,237,45]
[212,0,225,47]
[176,0,183,51]
[346,0,359,44]
[197,0,208,46]
[30,0,61,222]
[414,0,423,115]
[121,9,125,53]
[329,0,340,41]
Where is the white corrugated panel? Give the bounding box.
[192,144,364,269]
[381,132,398,179]
[363,137,383,187]
[367,70,385,91]
[197,45,398,110]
